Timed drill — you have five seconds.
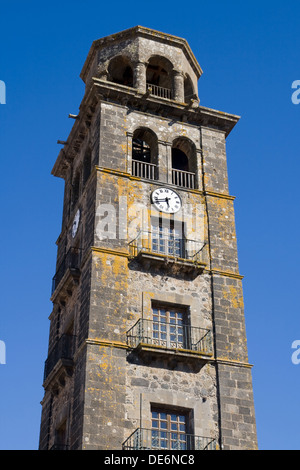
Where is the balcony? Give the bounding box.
[123,428,216,450]
[51,247,82,296]
[127,319,212,363]
[172,168,196,189]
[146,83,172,100]
[128,231,206,273]
[43,334,76,383]
[132,159,157,180]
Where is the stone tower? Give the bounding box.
[39,26,257,451]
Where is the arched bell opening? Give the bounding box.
[108,56,134,87]
[171,137,197,189]
[132,127,158,180]
[146,56,173,99]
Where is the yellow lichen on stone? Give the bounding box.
[223,285,244,309]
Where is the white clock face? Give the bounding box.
[72,209,80,238]
[151,188,182,214]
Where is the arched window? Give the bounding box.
[108,56,133,87]
[132,128,158,180]
[146,56,173,99]
[171,137,197,189]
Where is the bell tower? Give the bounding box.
[39,26,257,451]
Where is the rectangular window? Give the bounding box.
[152,303,189,349]
[151,218,185,258]
[151,408,190,450]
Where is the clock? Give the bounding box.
[72,209,80,238]
[151,187,182,214]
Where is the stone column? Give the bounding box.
[165,142,172,184]
[126,131,133,174]
[134,61,146,94]
[173,70,184,102]
[157,141,169,183]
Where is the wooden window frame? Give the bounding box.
[151,406,193,450]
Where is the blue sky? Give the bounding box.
[0,0,299,450]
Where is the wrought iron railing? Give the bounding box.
[146,83,172,99]
[51,247,82,295]
[132,159,157,180]
[127,319,212,355]
[172,168,196,189]
[44,334,76,381]
[123,428,216,450]
[128,231,206,264]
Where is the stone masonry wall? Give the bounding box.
[201,126,257,449]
